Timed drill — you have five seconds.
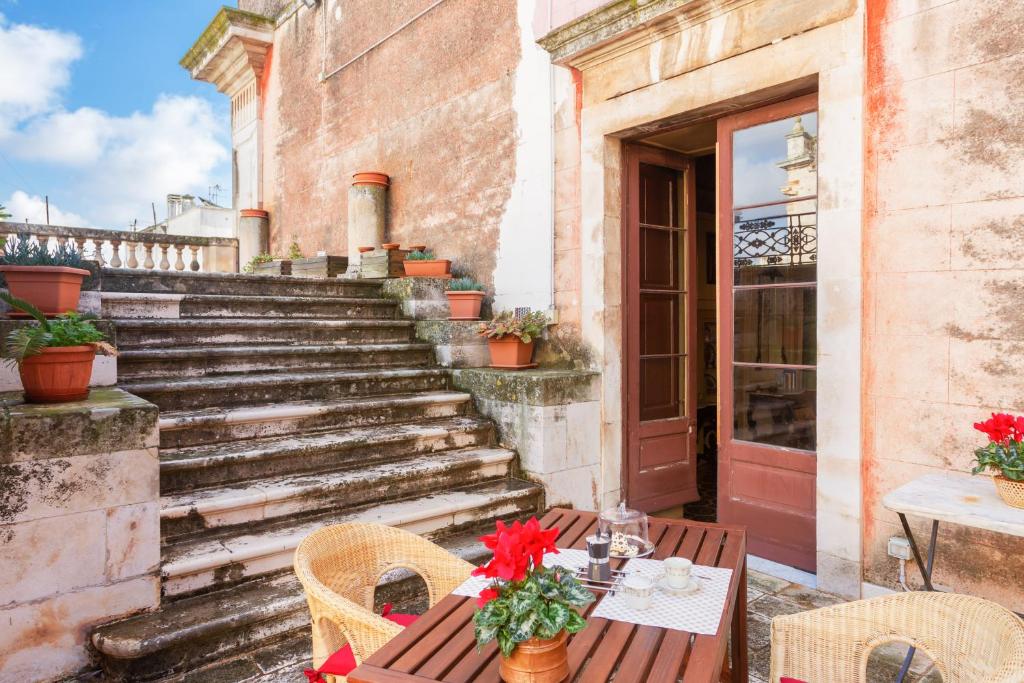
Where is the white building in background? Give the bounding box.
[143,193,237,240]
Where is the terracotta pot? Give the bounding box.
[447,290,485,320]
[403,259,451,277]
[994,475,1024,509]
[19,345,96,403]
[408,244,426,252]
[499,631,568,683]
[382,243,400,251]
[487,337,536,368]
[352,172,390,187]
[239,208,269,219]
[0,265,91,317]
[358,246,375,253]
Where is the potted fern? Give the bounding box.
[402,250,451,277]
[477,310,547,369]
[1,293,116,403]
[0,234,90,317]
[447,277,486,320]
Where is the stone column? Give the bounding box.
[346,172,389,276]
[237,209,270,269]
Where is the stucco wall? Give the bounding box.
[863,0,1024,610]
[258,0,521,293]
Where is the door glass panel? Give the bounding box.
[640,292,680,356]
[730,110,818,451]
[640,164,677,227]
[641,357,682,421]
[734,287,816,365]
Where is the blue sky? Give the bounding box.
[0,1,231,229]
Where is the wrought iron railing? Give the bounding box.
[733,211,817,269]
[0,221,239,273]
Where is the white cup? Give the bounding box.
[622,574,654,610]
[663,557,693,589]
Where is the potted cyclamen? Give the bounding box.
[402,250,451,277]
[0,234,90,317]
[1,293,117,403]
[971,413,1024,508]
[478,310,548,369]
[447,277,486,320]
[472,517,594,683]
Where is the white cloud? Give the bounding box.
[4,190,87,227]
[10,107,114,165]
[0,14,82,136]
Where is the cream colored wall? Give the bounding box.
[557,0,864,595]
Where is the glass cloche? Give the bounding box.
[598,502,653,558]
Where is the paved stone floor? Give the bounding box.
[746,569,941,683]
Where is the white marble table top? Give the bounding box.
[883,472,1024,538]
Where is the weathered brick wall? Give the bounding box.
[259,0,521,292]
[863,0,1024,609]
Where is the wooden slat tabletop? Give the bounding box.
[348,509,748,683]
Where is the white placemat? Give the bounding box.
[451,548,591,598]
[591,559,733,636]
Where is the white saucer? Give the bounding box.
[656,575,700,596]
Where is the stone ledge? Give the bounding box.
[451,368,599,406]
[415,321,488,368]
[0,387,159,463]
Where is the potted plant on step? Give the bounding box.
[0,234,90,317]
[478,310,547,369]
[472,517,594,683]
[447,277,486,320]
[971,413,1024,508]
[1,293,117,403]
[402,249,451,277]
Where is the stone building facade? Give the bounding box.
[184,0,1024,605]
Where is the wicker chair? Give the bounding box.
[294,523,475,680]
[770,592,1024,683]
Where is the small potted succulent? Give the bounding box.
[971,413,1024,508]
[472,517,594,683]
[0,234,90,317]
[447,277,486,320]
[402,249,451,277]
[478,310,548,369]
[1,293,117,403]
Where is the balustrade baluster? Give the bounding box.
[143,244,155,270]
[174,244,185,271]
[94,239,106,267]
[159,244,170,270]
[126,242,139,269]
[188,245,200,272]
[74,237,87,257]
[109,240,122,268]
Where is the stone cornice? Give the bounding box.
[537,0,746,68]
[181,7,275,95]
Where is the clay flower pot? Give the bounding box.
[382,243,400,251]
[499,631,569,683]
[447,291,485,320]
[487,337,536,369]
[403,259,452,277]
[0,265,90,317]
[352,172,390,187]
[19,345,96,403]
[994,475,1024,509]
[408,244,426,252]
[358,246,375,253]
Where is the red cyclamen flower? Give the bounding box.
[974,413,1024,445]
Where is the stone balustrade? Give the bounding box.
[0,221,240,273]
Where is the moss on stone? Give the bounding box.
[451,368,598,406]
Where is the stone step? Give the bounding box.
[157,391,473,449]
[161,447,516,539]
[101,291,399,320]
[98,267,384,298]
[160,414,495,492]
[121,367,451,411]
[161,478,542,598]
[112,317,415,347]
[118,342,435,381]
[91,525,503,682]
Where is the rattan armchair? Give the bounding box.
[294,522,475,680]
[770,592,1024,683]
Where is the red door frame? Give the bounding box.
[716,92,819,571]
[622,143,699,512]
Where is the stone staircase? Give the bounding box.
[88,269,543,682]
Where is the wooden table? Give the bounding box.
[348,508,748,683]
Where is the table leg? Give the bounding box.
[731,556,748,682]
[895,517,939,683]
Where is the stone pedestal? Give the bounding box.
[237,209,270,269]
[347,173,389,276]
[451,368,601,510]
[0,389,160,681]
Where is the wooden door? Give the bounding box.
[717,94,819,571]
[624,145,699,513]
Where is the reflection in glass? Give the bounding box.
[733,203,816,285]
[734,287,815,365]
[733,367,816,450]
[732,113,817,207]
